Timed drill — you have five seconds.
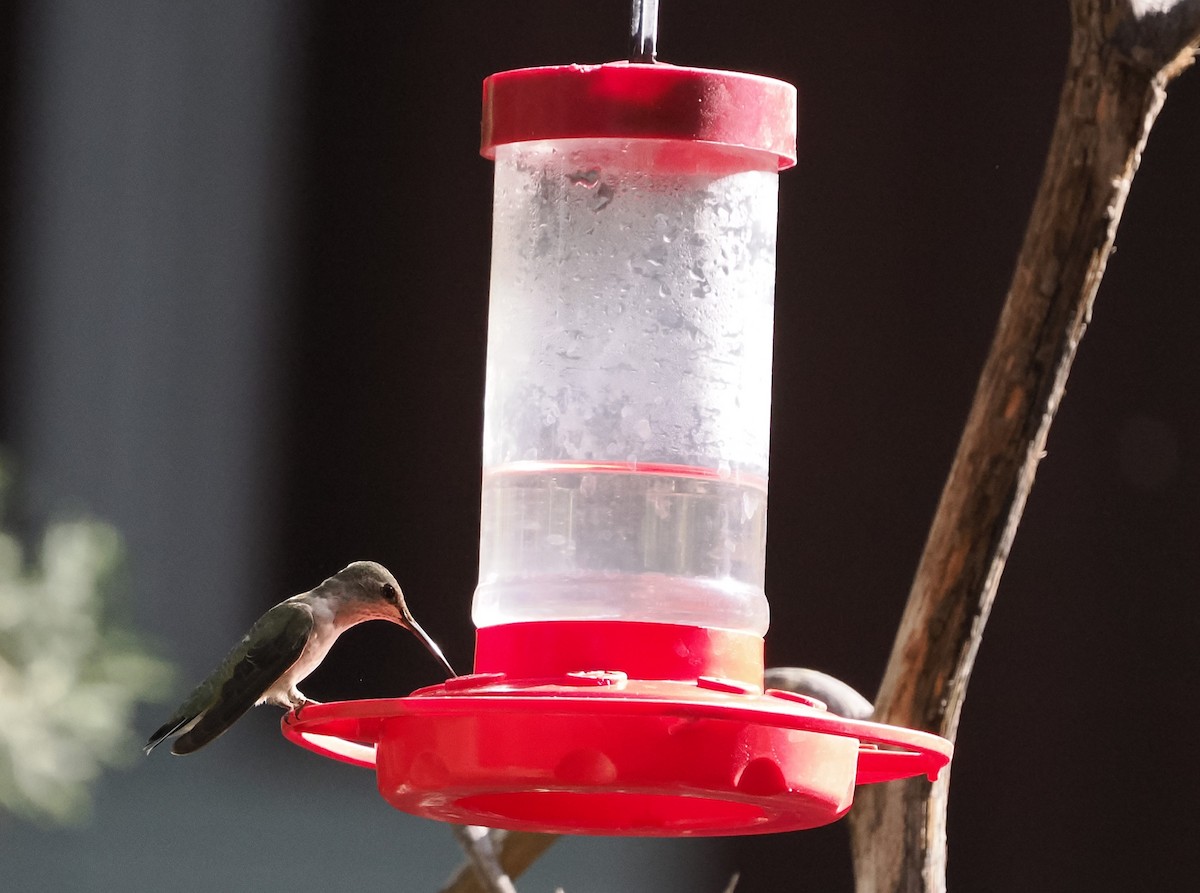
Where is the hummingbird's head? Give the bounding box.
[331,560,457,678]
[333,560,409,621]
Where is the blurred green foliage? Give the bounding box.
[0,473,173,824]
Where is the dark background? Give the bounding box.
[2,3,1197,891]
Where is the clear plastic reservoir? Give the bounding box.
[474,137,780,635]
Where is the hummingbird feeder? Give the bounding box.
[284,15,951,836]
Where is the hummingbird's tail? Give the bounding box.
[143,716,192,755]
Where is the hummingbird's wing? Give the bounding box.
[146,602,314,756]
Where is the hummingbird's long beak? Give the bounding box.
[407,617,458,678]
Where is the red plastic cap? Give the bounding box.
[481,62,797,170]
[474,621,764,686]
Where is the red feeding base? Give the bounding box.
[282,621,951,837]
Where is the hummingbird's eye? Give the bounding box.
[381,582,398,603]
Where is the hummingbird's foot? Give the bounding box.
[283,698,308,725]
[292,697,322,720]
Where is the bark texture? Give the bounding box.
[846,3,1200,891]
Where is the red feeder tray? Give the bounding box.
[283,621,951,836]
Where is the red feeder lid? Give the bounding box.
[481,62,797,170]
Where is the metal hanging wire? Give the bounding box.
[630,0,660,62]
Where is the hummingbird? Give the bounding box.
[144,561,456,756]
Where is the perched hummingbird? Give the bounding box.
[144,561,456,756]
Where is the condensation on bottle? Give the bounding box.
[474,137,781,636]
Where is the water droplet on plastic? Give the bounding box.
[652,495,672,520]
[742,491,761,521]
[568,169,601,187]
[592,183,615,211]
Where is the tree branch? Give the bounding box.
[441,830,558,893]
[847,3,1200,891]
[449,825,520,893]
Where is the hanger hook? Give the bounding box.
[630,0,660,63]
